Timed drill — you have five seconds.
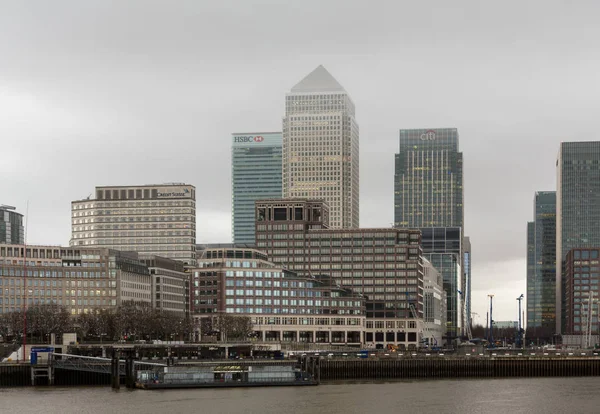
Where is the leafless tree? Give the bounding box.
[211,314,253,341]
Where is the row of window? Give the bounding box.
[225,307,360,315]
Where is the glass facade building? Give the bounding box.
[556,141,600,334]
[419,227,462,339]
[283,65,359,229]
[526,191,556,339]
[564,248,600,335]
[394,128,465,341]
[0,206,24,245]
[394,128,463,229]
[231,132,282,244]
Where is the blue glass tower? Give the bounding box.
[232,132,282,244]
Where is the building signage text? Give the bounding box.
[234,136,264,143]
[420,130,437,141]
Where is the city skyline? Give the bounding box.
[3,1,600,322]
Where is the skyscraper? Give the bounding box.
[0,205,24,245]
[394,128,463,228]
[556,141,600,334]
[282,65,359,229]
[394,128,465,340]
[231,132,282,244]
[526,191,556,339]
[71,184,196,265]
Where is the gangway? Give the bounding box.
[51,353,166,375]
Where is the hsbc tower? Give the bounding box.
[231,132,283,244]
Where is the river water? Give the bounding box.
[2,378,599,414]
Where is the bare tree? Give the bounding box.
[212,314,253,341]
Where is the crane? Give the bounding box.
[458,290,473,341]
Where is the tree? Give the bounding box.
[211,314,253,341]
[26,305,72,342]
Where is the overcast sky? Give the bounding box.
[2,0,599,322]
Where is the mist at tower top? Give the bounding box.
[290,65,348,94]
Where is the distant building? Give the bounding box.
[556,142,600,334]
[494,321,518,330]
[420,227,463,338]
[255,199,425,349]
[191,245,365,343]
[283,66,359,229]
[231,132,282,244]
[423,259,447,347]
[140,255,190,317]
[564,248,600,335]
[0,244,152,315]
[0,205,24,245]
[394,128,464,229]
[70,184,196,266]
[394,128,465,341]
[526,191,556,338]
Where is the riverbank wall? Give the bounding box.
[319,357,600,380]
[3,357,600,387]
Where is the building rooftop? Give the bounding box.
[290,65,346,93]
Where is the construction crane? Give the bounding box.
[583,291,596,349]
[458,290,473,341]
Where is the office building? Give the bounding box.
[140,255,190,317]
[394,128,463,229]
[0,205,24,245]
[526,191,556,339]
[556,142,600,334]
[423,259,447,347]
[191,245,365,344]
[71,184,196,266]
[419,227,462,338]
[232,132,282,244]
[564,248,600,335]
[255,199,425,349]
[282,65,359,229]
[0,244,152,315]
[394,128,465,341]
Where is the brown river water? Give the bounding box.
[1,378,600,414]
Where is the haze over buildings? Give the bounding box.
[282,65,360,230]
[4,1,600,323]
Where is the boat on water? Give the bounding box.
[136,363,318,389]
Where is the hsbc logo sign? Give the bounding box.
[234,135,264,143]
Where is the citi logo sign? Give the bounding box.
[234,135,264,143]
[420,130,436,141]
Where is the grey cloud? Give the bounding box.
[2,0,600,320]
